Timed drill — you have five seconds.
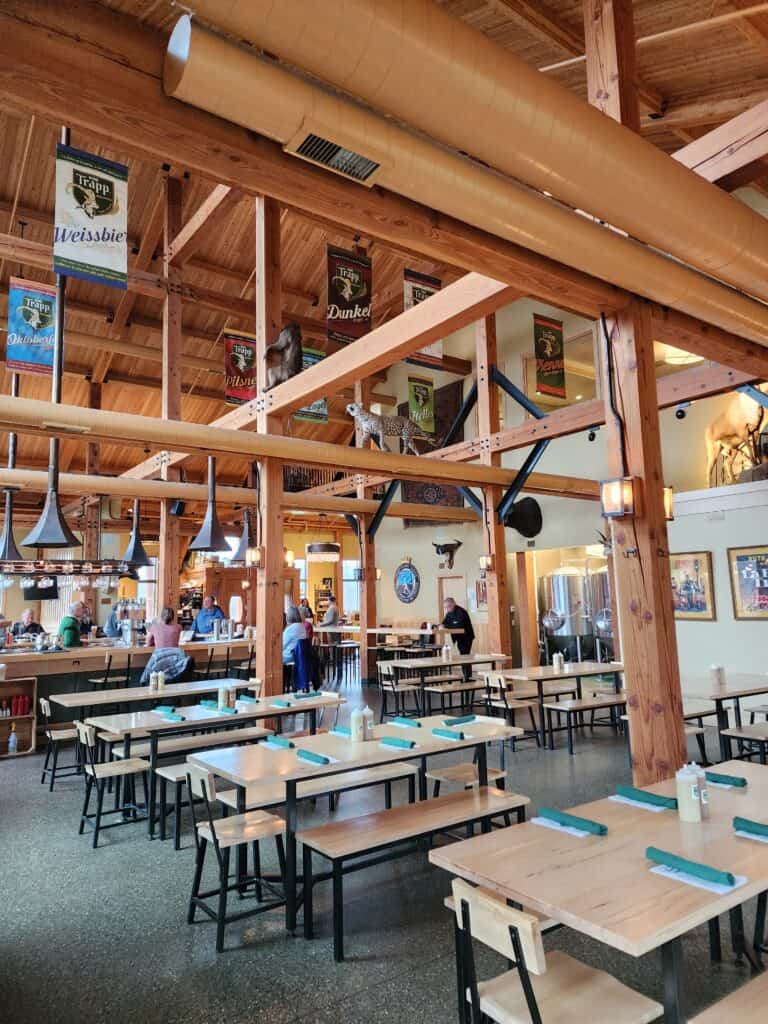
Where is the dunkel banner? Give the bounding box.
[404,269,442,362]
[294,348,328,422]
[6,277,56,376]
[408,374,435,435]
[54,144,128,288]
[223,330,259,405]
[327,246,371,344]
[533,312,566,399]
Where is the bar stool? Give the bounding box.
[233,644,255,679]
[39,697,81,791]
[378,661,421,721]
[483,672,541,748]
[76,722,150,848]
[86,650,132,689]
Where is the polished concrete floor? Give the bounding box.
[0,681,761,1024]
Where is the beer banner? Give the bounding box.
[408,374,435,434]
[327,246,371,344]
[404,269,442,361]
[54,144,128,288]
[224,330,258,405]
[294,347,328,422]
[6,277,56,376]
[533,313,566,399]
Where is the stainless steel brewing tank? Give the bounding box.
[539,568,593,637]
[588,566,613,638]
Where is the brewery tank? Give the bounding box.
[588,565,613,639]
[539,567,593,638]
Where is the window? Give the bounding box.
[342,559,360,616]
[293,558,308,600]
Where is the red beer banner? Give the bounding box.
[326,246,372,344]
[533,313,566,399]
[223,329,258,405]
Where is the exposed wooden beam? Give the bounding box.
[0,468,257,505]
[643,83,768,131]
[584,0,641,131]
[672,98,768,184]
[168,184,243,266]
[282,492,476,522]
[650,305,768,379]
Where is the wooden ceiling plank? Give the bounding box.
[672,97,768,184]
[168,183,243,266]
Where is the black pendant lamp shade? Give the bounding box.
[21,456,81,549]
[231,507,256,564]
[121,499,152,567]
[188,456,229,553]
[0,489,23,561]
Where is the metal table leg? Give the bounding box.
[147,732,158,837]
[537,681,546,747]
[661,937,687,1024]
[285,779,298,933]
[715,699,730,762]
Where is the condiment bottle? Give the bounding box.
[217,686,227,711]
[362,705,374,741]
[676,762,702,823]
[149,671,158,692]
[350,706,364,741]
[157,671,166,692]
[695,763,710,820]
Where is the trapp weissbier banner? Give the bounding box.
[6,277,56,376]
[404,269,442,361]
[326,246,372,344]
[533,312,566,399]
[54,145,128,288]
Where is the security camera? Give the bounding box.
[588,430,597,442]
[675,406,687,420]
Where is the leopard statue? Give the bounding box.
[345,402,439,456]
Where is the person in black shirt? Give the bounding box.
[11,609,44,637]
[441,597,475,679]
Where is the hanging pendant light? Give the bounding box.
[306,541,341,563]
[231,507,256,564]
[0,488,23,562]
[188,455,229,553]
[121,498,152,566]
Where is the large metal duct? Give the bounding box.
[187,0,768,309]
[165,17,768,343]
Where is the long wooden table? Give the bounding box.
[685,673,768,761]
[503,661,624,745]
[49,677,253,710]
[190,713,520,935]
[391,653,512,710]
[430,760,768,1023]
[86,688,344,838]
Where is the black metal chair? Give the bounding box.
[39,697,81,791]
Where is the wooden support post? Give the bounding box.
[515,552,539,667]
[583,0,641,131]
[158,176,183,612]
[82,381,101,559]
[603,301,686,785]
[355,377,378,682]
[475,316,512,655]
[254,195,285,698]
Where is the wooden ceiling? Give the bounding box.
[2,0,768,490]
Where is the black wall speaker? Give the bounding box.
[503,496,543,539]
[170,500,186,517]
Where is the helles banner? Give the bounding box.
[223,330,259,405]
[53,144,128,288]
[294,347,328,422]
[407,374,435,434]
[533,313,566,399]
[404,269,442,361]
[6,277,56,376]
[327,246,372,344]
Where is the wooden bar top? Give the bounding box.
[429,760,768,958]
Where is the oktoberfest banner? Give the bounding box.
[533,313,566,399]
[408,374,435,434]
[294,347,328,423]
[6,277,56,376]
[223,330,258,405]
[327,246,371,344]
[54,144,128,288]
[404,269,442,361]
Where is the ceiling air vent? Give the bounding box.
[293,133,380,183]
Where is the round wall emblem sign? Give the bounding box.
[394,561,420,604]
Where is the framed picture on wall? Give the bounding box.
[728,545,768,620]
[670,552,715,621]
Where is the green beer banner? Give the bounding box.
[408,374,435,434]
[295,348,328,422]
[533,313,566,399]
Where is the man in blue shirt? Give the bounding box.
[192,594,225,635]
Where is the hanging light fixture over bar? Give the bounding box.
[306,541,341,563]
[0,373,23,562]
[231,507,256,564]
[121,499,152,566]
[188,455,229,553]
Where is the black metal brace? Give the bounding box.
[367,480,399,539]
[496,440,550,523]
[344,514,360,538]
[491,365,545,420]
[441,381,478,447]
[457,486,483,518]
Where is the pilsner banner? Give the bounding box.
[54,144,128,288]
[6,277,56,376]
[294,348,328,423]
[408,374,435,434]
[327,246,372,343]
[223,330,258,405]
[404,269,442,360]
[533,313,566,399]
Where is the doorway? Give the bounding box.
[438,575,466,621]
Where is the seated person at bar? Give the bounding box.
[11,608,44,637]
[58,601,85,649]
[146,607,183,648]
[298,603,314,641]
[104,601,129,638]
[299,597,314,621]
[191,594,225,636]
[79,601,94,637]
[282,605,306,690]
[441,596,475,679]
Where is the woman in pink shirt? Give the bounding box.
[146,607,183,648]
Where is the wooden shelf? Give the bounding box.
[0,676,38,758]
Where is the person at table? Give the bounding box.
[191,594,225,636]
[79,601,94,637]
[104,601,129,639]
[298,603,314,642]
[321,594,342,681]
[146,607,183,648]
[282,605,305,689]
[58,601,86,648]
[442,597,475,679]
[299,597,314,621]
[11,609,44,638]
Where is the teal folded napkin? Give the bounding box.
[237,695,259,704]
[159,712,184,722]
[331,726,352,738]
[293,692,316,700]
[616,784,677,810]
[646,847,735,887]
[154,705,175,713]
[267,735,294,749]
[733,816,768,838]
[217,706,238,715]
[272,699,291,707]
[432,727,465,741]
[381,735,416,749]
[707,771,747,788]
[297,749,330,765]
[445,715,476,726]
[539,807,608,836]
[393,716,421,728]
[199,699,217,709]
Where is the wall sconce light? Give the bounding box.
[663,486,674,522]
[375,567,382,581]
[284,548,295,568]
[245,545,264,568]
[241,579,250,590]
[478,554,494,572]
[600,477,635,519]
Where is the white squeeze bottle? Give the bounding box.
[362,705,374,741]
[676,762,702,823]
[350,706,364,742]
[695,764,710,820]
[441,641,450,663]
[217,686,227,711]
[157,671,166,692]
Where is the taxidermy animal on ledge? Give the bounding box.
[433,539,462,569]
[346,403,440,456]
[263,322,303,391]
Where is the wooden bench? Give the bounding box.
[426,762,505,797]
[299,786,529,961]
[109,725,270,761]
[423,679,486,713]
[720,722,768,763]
[543,695,626,754]
[691,971,768,1022]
